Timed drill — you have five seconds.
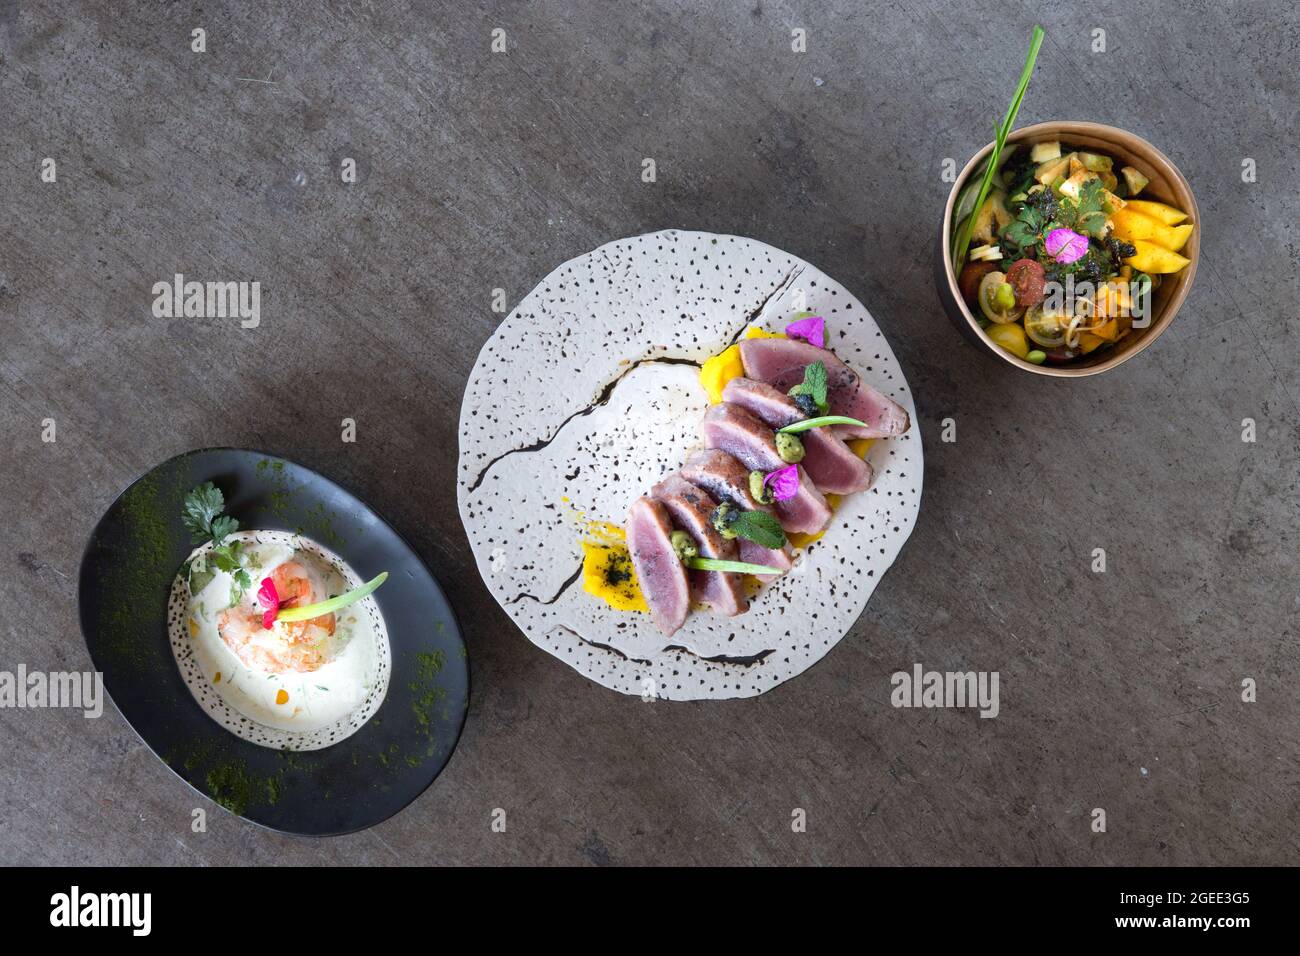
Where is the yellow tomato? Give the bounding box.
[986,322,1029,359]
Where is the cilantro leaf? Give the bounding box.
[727,510,787,550]
[182,482,225,542]
[209,514,239,546]
[181,482,248,598]
[1075,178,1107,218]
[1070,179,1111,237]
[1001,197,1047,255]
[208,544,242,574]
[787,361,829,414]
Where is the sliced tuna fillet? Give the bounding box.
[650,474,747,617]
[737,537,793,583]
[738,337,910,440]
[625,497,690,636]
[679,449,774,514]
[699,403,831,535]
[679,449,792,581]
[721,377,875,495]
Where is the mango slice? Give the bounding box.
[1122,199,1187,225]
[1111,208,1193,252]
[1124,239,1191,274]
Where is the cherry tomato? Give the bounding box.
[1023,304,1069,348]
[1005,258,1047,307]
[977,271,1024,324]
[1042,346,1079,364]
[958,261,997,308]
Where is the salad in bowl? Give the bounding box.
[938,28,1199,376]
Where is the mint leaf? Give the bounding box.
[788,361,829,414]
[727,510,786,550]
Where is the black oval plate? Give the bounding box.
[77,448,469,836]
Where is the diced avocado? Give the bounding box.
[970,189,1011,245]
[1077,151,1114,173]
[1100,170,1119,192]
[1059,168,1097,200]
[1034,153,1072,185]
[1121,165,1149,196]
[1030,140,1061,163]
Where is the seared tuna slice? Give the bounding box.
[699,403,831,535]
[650,474,747,617]
[738,537,793,583]
[625,497,690,636]
[679,449,773,514]
[738,337,910,440]
[722,377,875,495]
[679,449,791,580]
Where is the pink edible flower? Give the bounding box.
[257,576,281,629]
[763,464,800,502]
[784,315,825,348]
[1045,227,1088,264]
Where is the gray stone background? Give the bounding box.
[1,0,1296,865]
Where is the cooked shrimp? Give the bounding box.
[218,560,337,674]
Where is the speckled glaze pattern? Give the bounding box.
[458,230,922,699]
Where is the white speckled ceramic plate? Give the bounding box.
[457,230,922,699]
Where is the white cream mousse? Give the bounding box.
[180,532,386,733]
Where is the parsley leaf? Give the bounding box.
[787,361,829,414]
[727,510,787,550]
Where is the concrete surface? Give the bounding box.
[1,0,1297,865]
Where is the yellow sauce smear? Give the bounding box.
[699,326,785,403]
[580,521,648,612]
